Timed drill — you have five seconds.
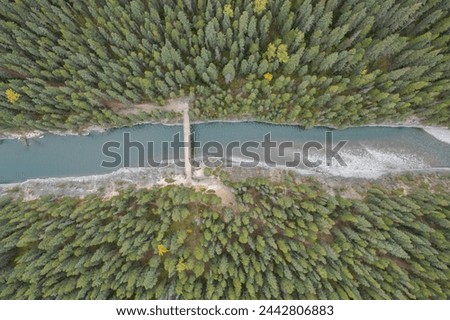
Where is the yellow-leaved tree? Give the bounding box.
[157,244,169,256]
[254,0,268,14]
[224,4,234,18]
[264,73,273,81]
[6,89,20,103]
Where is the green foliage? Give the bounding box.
[0,0,449,133]
[0,176,449,299]
[254,0,268,15]
[276,44,290,63]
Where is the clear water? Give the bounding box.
[0,123,449,183]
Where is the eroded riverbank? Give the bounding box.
[0,122,449,186]
[1,165,448,201]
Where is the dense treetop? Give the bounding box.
[0,175,449,299]
[1,1,449,301]
[1,0,449,131]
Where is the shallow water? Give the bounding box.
[0,123,449,183]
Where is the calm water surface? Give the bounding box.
[0,123,449,183]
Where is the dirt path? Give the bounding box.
[109,97,189,115]
[109,97,193,182]
[157,172,238,209]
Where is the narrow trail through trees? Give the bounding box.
[110,97,237,205]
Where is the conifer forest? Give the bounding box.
[0,176,449,299]
[0,0,449,131]
[0,0,449,302]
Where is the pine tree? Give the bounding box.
[222,61,236,83]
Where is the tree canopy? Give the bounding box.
[0,175,448,299]
[0,0,449,132]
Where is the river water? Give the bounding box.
[0,123,449,183]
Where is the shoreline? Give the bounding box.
[1,118,449,144]
[421,127,450,144]
[1,164,449,200]
[0,166,183,200]
[1,116,449,190]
